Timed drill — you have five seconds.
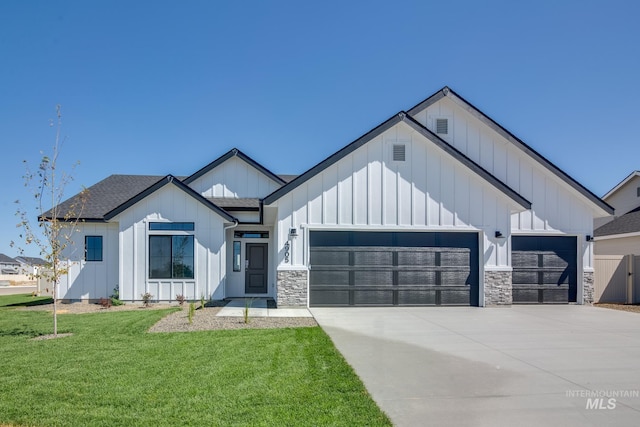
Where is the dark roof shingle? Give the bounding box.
[0,254,19,265]
[595,206,640,237]
[47,175,166,220]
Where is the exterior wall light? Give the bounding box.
[495,231,505,239]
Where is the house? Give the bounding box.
[14,256,47,276]
[0,254,19,275]
[50,86,612,306]
[594,171,640,255]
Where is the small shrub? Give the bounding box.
[176,294,186,306]
[243,299,253,324]
[99,297,112,309]
[188,302,195,324]
[141,292,153,308]
[110,297,124,306]
[110,285,124,306]
[200,294,206,310]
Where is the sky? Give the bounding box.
[1,0,639,257]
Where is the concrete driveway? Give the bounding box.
[311,306,640,427]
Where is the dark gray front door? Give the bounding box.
[245,243,268,294]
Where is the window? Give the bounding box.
[233,231,269,238]
[436,118,448,135]
[149,222,194,231]
[85,236,103,262]
[393,144,406,161]
[637,187,640,197]
[233,241,241,272]
[149,235,194,279]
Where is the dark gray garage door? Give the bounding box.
[512,236,577,304]
[309,231,479,307]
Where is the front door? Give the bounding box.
[245,243,268,294]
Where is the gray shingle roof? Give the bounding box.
[0,254,19,265]
[277,175,298,183]
[595,206,640,237]
[48,175,166,220]
[15,256,46,265]
[208,198,260,209]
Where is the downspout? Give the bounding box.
[222,219,239,300]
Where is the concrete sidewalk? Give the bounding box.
[312,305,640,427]
[216,299,313,317]
[0,285,37,296]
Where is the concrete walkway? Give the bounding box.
[311,305,640,427]
[216,299,313,317]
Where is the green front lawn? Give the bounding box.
[0,295,390,426]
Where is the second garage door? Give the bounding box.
[511,236,577,304]
[309,231,479,307]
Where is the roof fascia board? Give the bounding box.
[602,171,640,200]
[183,148,286,186]
[406,88,447,116]
[104,175,236,222]
[441,87,613,215]
[594,231,640,241]
[402,115,531,210]
[263,114,404,204]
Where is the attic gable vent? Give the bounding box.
[436,118,448,135]
[393,144,406,161]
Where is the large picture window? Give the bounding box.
[85,236,103,262]
[149,235,194,279]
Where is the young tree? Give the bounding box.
[12,105,87,337]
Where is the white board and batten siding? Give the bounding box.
[111,184,227,302]
[58,222,118,300]
[272,121,520,270]
[413,97,597,268]
[189,156,282,198]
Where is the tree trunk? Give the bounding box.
[53,281,57,337]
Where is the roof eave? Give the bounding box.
[104,175,237,222]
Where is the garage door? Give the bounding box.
[309,231,479,307]
[511,236,577,304]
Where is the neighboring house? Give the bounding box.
[594,171,640,255]
[49,86,612,306]
[0,254,19,275]
[14,256,47,276]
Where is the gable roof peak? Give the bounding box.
[183,148,285,186]
[602,170,640,200]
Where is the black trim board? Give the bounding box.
[407,86,613,215]
[264,112,531,210]
[183,148,286,186]
[104,175,237,222]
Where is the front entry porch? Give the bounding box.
[225,228,273,298]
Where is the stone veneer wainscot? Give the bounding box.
[583,271,594,305]
[277,270,308,307]
[484,270,512,306]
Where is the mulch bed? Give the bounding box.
[19,301,318,332]
[593,303,640,314]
